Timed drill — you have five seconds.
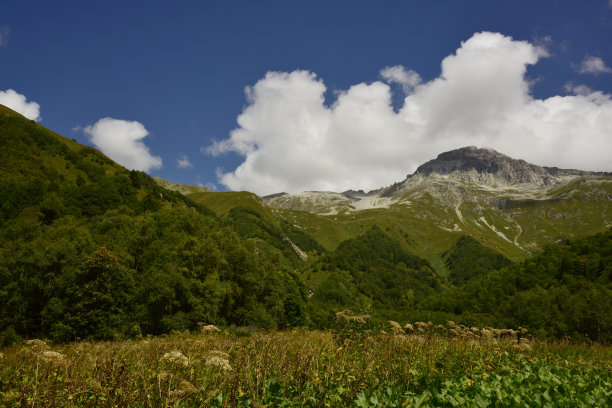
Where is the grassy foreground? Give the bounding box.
[1,329,611,407]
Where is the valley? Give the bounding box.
[0,104,611,345]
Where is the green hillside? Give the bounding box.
[422,228,612,341]
[444,235,513,286]
[0,105,309,344]
[306,225,442,325]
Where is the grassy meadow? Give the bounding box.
[1,324,610,407]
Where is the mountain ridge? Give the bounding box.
[413,146,611,186]
[264,146,612,214]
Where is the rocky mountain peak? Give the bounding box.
[413,146,576,186]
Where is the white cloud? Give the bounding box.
[0,89,41,121]
[577,55,612,75]
[564,82,593,96]
[0,26,8,47]
[208,31,612,196]
[177,154,193,168]
[84,118,162,172]
[380,65,422,93]
[204,182,218,191]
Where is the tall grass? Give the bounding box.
[1,329,610,407]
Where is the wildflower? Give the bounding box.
[39,351,69,367]
[199,324,221,333]
[23,339,50,352]
[414,322,428,333]
[514,338,532,351]
[205,354,232,372]
[161,350,189,367]
[480,328,493,339]
[388,321,404,335]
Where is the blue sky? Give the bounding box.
[1,1,612,194]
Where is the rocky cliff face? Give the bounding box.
[264,146,612,216]
[412,146,609,187]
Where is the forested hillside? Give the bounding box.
[422,229,612,341]
[443,235,513,286]
[306,226,442,325]
[0,105,308,345]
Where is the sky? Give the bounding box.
[1,0,612,195]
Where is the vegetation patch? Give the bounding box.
[0,330,610,407]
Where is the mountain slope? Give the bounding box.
[306,226,443,324]
[422,228,612,341]
[443,235,513,286]
[0,105,310,344]
[261,147,612,271]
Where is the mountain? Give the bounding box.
[260,147,612,272]
[412,146,610,186]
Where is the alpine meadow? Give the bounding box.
[2,1,612,406]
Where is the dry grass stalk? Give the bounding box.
[335,309,370,324]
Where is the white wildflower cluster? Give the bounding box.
[39,350,69,367]
[395,321,529,343]
[388,321,404,335]
[199,323,221,333]
[21,339,70,366]
[205,350,232,372]
[161,350,189,367]
[23,339,50,352]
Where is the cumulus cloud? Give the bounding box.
[177,154,193,168]
[84,118,162,172]
[576,55,612,75]
[380,65,422,93]
[0,89,41,121]
[208,31,612,196]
